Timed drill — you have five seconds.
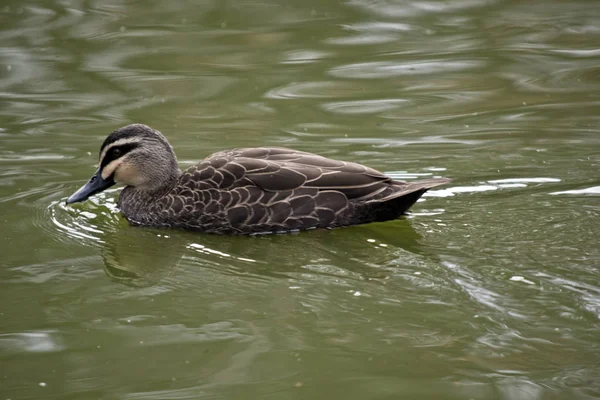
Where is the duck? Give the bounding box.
[66,124,450,235]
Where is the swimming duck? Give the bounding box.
[67,124,450,234]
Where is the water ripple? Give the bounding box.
[329,60,485,79]
[348,0,498,17]
[550,186,600,196]
[264,81,359,99]
[0,331,65,354]
[326,34,399,46]
[280,50,329,64]
[45,189,121,245]
[321,99,408,115]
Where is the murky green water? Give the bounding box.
[1,0,600,399]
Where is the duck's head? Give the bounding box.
[66,124,180,204]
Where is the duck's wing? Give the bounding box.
[173,147,448,233]
[188,147,400,200]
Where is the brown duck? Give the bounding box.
[67,124,450,234]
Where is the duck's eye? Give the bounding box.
[111,148,122,158]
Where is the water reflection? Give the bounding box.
[101,227,183,287]
[99,214,427,288]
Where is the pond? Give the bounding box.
[1,0,599,399]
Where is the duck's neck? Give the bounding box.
[118,169,181,220]
[146,168,182,198]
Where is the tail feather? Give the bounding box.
[368,177,451,203]
[360,178,450,222]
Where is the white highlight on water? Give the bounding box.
[550,186,600,195]
[510,276,535,285]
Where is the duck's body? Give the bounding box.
[67,124,450,234]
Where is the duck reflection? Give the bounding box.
[101,218,426,288]
[101,226,186,287]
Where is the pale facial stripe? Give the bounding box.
[101,153,145,186]
[101,158,123,180]
[99,137,142,164]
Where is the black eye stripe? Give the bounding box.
[100,143,139,170]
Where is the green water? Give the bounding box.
[1,1,600,399]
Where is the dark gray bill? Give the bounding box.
[66,169,115,204]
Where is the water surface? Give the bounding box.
[1,0,600,399]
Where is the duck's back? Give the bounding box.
[122,147,449,234]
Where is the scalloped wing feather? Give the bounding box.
[144,147,450,233]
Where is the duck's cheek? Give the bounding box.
[101,158,121,181]
[113,161,145,187]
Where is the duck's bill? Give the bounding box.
[66,169,115,204]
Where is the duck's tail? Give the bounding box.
[363,177,451,222]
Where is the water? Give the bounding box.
[1,0,599,398]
